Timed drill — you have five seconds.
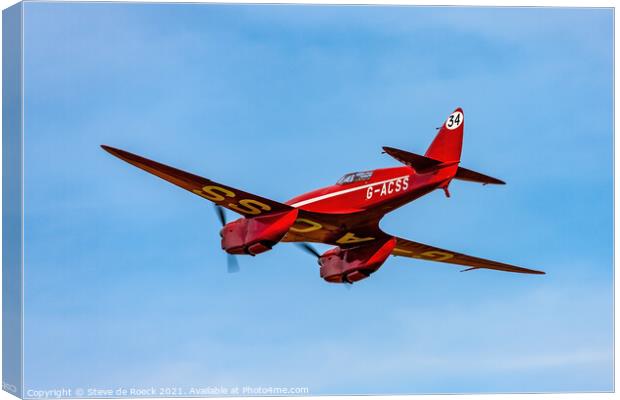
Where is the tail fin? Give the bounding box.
[383,108,505,188]
[425,107,464,162]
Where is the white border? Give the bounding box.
[0,2,615,400]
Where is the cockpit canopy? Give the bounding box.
[336,170,373,185]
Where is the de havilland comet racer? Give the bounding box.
[102,107,545,283]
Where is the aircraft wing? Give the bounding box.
[101,145,293,216]
[392,236,545,274]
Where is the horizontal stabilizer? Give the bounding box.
[454,167,505,185]
[382,146,445,172]
[383,146,505,185]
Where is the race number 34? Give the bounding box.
[445,111,463,130]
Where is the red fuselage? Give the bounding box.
[286,164,457,217]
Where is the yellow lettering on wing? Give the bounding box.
[192,185,235,202]
[336,232,375,244]
[192,185,271,216]
[289,218,323,233]
[228,199,271,215]
[416,250,454,261]
[392,248,413,255]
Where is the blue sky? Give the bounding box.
[21,3,612,395]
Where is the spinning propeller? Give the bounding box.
[214,205,240,273]
[296,242,321,261]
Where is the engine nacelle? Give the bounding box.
[319,237,396,283]
[221,209,299,255]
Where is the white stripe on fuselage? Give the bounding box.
[290,175,411,208]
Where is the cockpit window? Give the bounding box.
[336,171,373,185]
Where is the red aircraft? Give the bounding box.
[102,107,544,284]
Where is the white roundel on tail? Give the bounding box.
[445,111,463,130]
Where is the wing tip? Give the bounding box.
[520,268,545,275]
[101,145,131,161]
[100,144,117,154]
